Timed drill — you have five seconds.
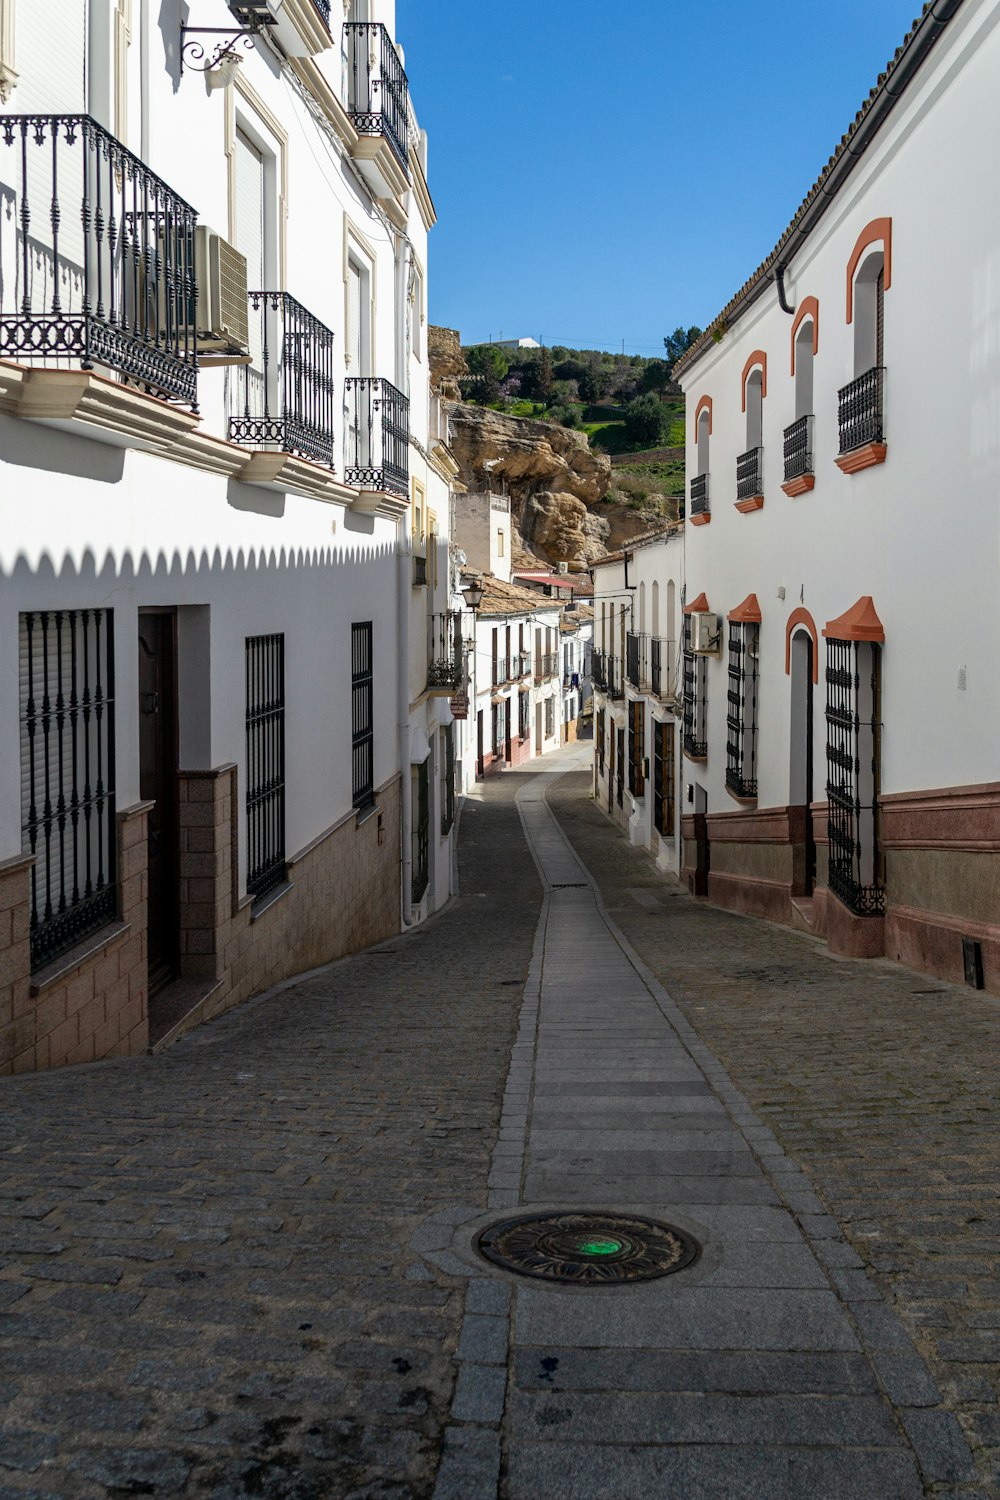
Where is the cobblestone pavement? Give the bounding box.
[548,767,1000,1497]
[0,777,541,1499]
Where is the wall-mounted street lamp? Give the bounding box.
[180,3,277,75]
[461,576,485,612]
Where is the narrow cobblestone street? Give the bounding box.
[1,754,997,1497]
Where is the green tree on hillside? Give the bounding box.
[663,326,703,375]
[465,344,508,405]
[623,393,668,447]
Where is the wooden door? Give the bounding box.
[138,612,179,993]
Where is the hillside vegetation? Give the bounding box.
[461,332,698,524]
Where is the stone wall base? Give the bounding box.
[886,903,1000,996]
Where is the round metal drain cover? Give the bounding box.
[476,1211,700,1285]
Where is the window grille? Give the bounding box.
[725,621,759,799]
[19,609,117,970]
[616,727,625,806]
[597,709,605,773]
[653,721,675,837]
[544,697,555,739]
[682,615,707,758]
[411,759,429,902]
[825,637,884,915]
[352,622,374,810]
[441,725,455,835]
[628,700,645,796]
[626,631,642,689]
[518,689,528,741]
[245,634,286,903]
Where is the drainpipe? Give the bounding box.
[774,264,795,316]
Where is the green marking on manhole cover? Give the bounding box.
[476,1211,700,1284]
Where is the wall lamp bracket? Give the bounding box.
[180,10,277,74]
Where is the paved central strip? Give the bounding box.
[493,761,931,1499]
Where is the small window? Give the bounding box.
[497,529,505,558]
[20,609,117,969]
[725,620,759,800]
[246,633,286,902]
[352,622,374,810]
[544,696,555,739]
[682,613,708,759]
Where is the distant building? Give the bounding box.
[492,338,541,351]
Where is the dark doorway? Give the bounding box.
[476,709,484,780]
[138,610,179,993]
[789,631,816,895]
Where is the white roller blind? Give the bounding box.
[234,130,265,288]
[347,260,363,373]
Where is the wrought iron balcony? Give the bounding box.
[228,292,335,466]
[0,115,198,407]
[493,656,509,687]
[535,653,559,681]
[344,22,410,171]
[344,376,409,496]
[606,654,624,701]
[650,636,675,701]
[736,446,763,502]
[591,650,608,692]
[838,366,884,454]
[427,612,462,692]
[783,414,814,482]
[311,0,331,21]
[690,472,710,518]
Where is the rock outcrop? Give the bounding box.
[447,403,614,570]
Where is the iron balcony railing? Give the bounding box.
[592,649,608,691]
[228,292,335,467]
[0,114,198,407]
[838,366,885,454]
[311,0,331,22]
[427,612,462,692]
[493,656,509,687]
[690,472,710,518]
[736,446,763,502]
[783,414,814,482]
[344,375,409,496]
[534,653,559,681]
[606,654,624,701]
[650,636,676,701]
[344,22,410,172]
[515,652,532,678]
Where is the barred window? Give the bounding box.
[682,614,707,758]
[440,725,455,836]
[544,696,555,739]
[19,609,117,971]
[245,634,286,903]
[597,708,606,773]
[628,699,645,796]
[616,726,625,806]
[352,622,374,810]
[725,621,759,800]
[826,637,883,914]
[518,688,528,741]
[653,721,675,837]
[411,759,429,902]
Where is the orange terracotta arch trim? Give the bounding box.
[790,296,819,376]
[693,394,713,436]
[785,607,819,683]
[740,351,767,413]
[823,596,885,643]
[684,591,710,615]
[728,593,762,623]
[846,217,892,324]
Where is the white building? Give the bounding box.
[591,526,684,874]
[0,0,459,1072]
[559,605,593,745]
[673,0,999,991]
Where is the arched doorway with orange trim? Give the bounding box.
[786,608,819,896]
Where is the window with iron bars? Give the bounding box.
[628,700,645,796]
[825,637,884,915]
[616,726,625,806]
[352,622,374,811]
[518,688,529,741]
[19,609,117,971]
[440,724,455,835]
[544,696,555,740]
[411,759,429,903]
[682,615,708,758]
[597,708,605,774]
[653,721,675,837]
[246,634,286,903]
[725,621,759,800]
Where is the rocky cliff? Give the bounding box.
[447,403,638,570]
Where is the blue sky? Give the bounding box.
[396,0,922,355]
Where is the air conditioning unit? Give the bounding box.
[690,611,721,655]
[194,227,249,352]
[557,562,569,575]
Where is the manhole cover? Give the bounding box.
[476,1211,700,1284]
